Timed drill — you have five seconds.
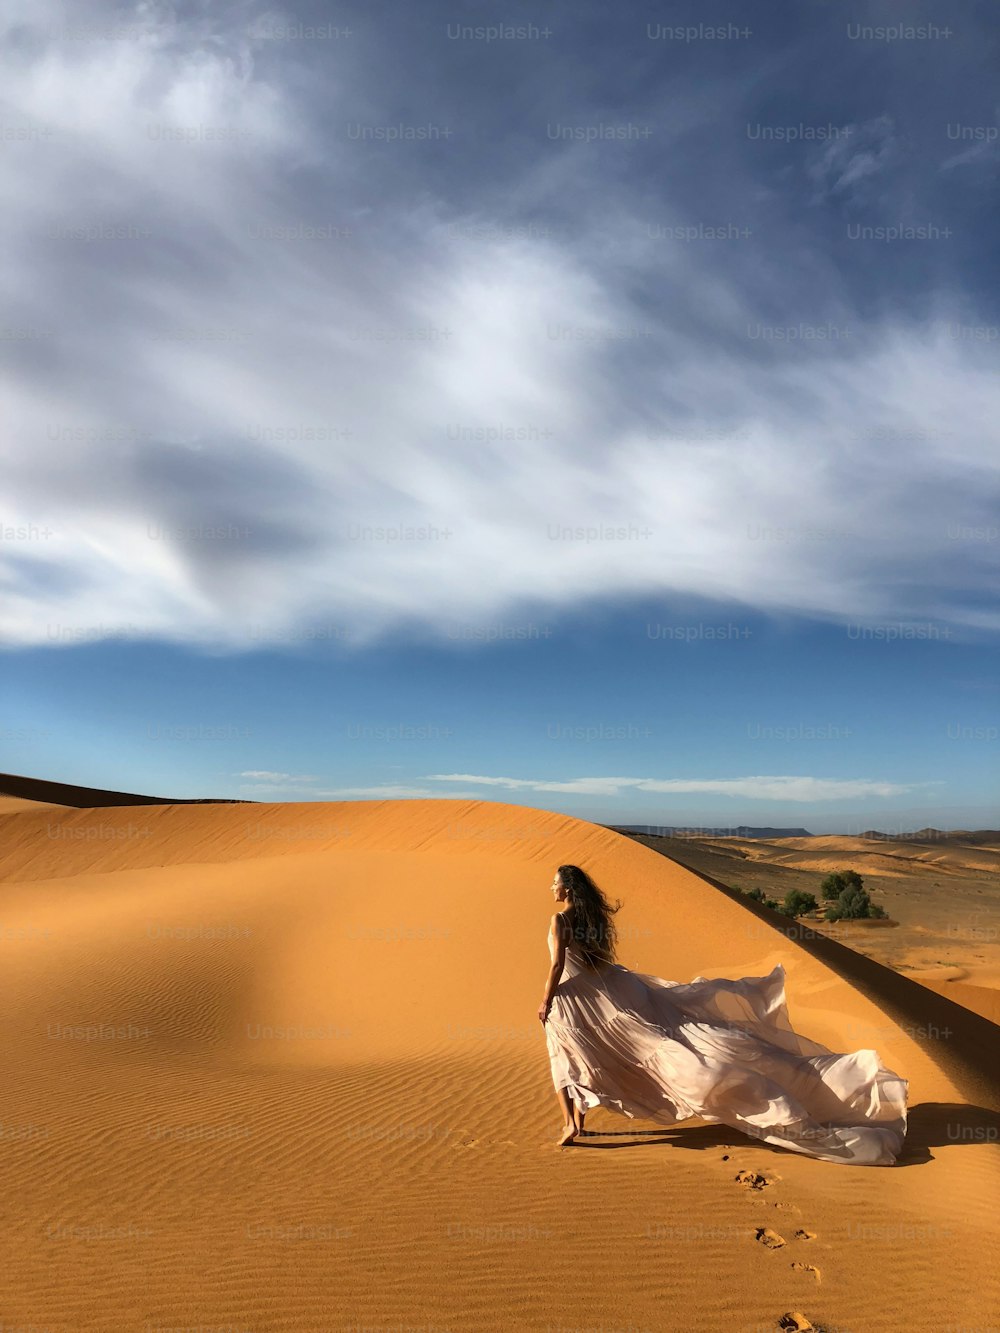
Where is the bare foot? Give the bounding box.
[572,1106,586,1135]
[557,1122,578,1146]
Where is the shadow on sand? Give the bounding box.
[565,1102,1000,1166]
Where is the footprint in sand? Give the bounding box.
[790,1260,822,1283]
[794,1228,817,1241]
[778,1314,815,1332]
[755,1226,786,1249]
[735,1169,776,1190]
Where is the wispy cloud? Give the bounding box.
[234,771,936,803]
[422,774,939,802]
[806,115,897,205]
[306,785,479,799]
[3,2,998,652]
[941,136,1000,173]
[239,781,485,799]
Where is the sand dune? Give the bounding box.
[632,828,1000,1024]
[1,792,998,1331]
[920,979,1000,1025]
[708,832,1000,878]
[0,793,71,815]
[0,769,244,809]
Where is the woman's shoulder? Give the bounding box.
[551,907,576,938]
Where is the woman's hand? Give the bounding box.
[538,999,551,1024]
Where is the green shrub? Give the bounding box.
[825,884,887,921]
[779,889,819,918]
[820,869,864,901]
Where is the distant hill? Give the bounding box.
[610,823,999,842]
[610,827,1000,889]
[608,824,814,839]
[859,828,1000,844]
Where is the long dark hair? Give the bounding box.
[558,865,622,968]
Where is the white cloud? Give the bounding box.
[422,773,939,802]
[2,6,998,653]
[306,785,476,799]
[236,767,496,798]
[806,115,898,204]
[941,137,1000,173]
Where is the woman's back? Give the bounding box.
[559,908,613,975]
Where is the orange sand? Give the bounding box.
[711,831,1000,878]
[0,788,998,1332]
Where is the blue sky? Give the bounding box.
[1,0,998,832]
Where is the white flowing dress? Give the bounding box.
[544,938,909,1166]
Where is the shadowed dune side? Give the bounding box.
[1,795,998,1332]
[920,979,1000,1026]
[637,841,1000,1111]
[0,769,248,809]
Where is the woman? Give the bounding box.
[538,865,908,1163]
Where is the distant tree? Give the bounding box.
[833,886,868,919]
[825,884,887,921]
[820,873,843,901]
[820,869,864,901]
[779,889,819,918]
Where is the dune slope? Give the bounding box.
[1,796,997,1332]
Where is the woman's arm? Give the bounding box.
[538,913,568,1023]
